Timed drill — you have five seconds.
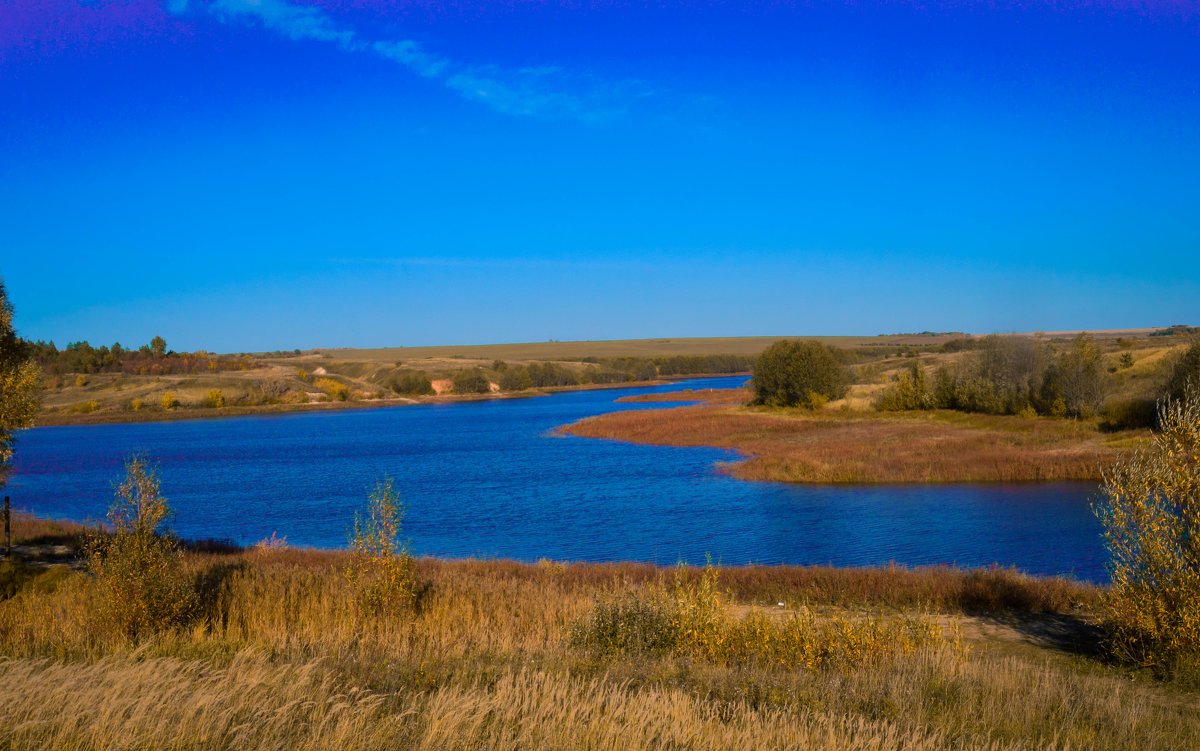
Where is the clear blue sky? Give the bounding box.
[2,1,1197,352]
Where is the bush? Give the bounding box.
[83,455,196,640]
[571,563,951,670]
[452,368,492,394]
[257,378,291,403]
[71,399,100,414]
[314,377,350,401]
[875,363,932,411]
[203,389,224,408]
[390,371,434,396]
[160,392,179,410]
[752,340,849,408]
[345,478,420,617]
[1094,388,1200,675]
[129,398,143,412]
[499,366,533,391]
[527,362,579,388]
[1165,341,1200,402]
[569,587,676,656]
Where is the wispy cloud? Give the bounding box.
[328,256,690,274]
[170,0,644,122]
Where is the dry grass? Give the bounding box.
[564,390,1145,483]
[315,335,905,363]
[0,529,1197,750]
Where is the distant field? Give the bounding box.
[310,333,968,362]
[303,327,1170,362]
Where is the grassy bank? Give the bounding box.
[1,515,1198,750]
[563,388,1145,483]
[35,378,691,427]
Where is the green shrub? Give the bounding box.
[83,455,197,640]
[499,366,533,391]
[527,362,579,387]
[752,340,850,408]
[452,368,492,394]
[390,371,434,396]
[581,366,631,385]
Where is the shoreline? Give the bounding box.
[32,374,748,428]
[560,389,1142,484]
[6,512,1102,590]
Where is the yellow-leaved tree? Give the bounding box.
[1094,386,1200,675]
[84,455,197,641]
[0,278,41,488]
[345,478,419,617]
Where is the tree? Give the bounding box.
[84,454,196,640]
[498,366,533,391]
[751,340,849,408]
[150,335,167,358]
[345,478,419,616]
[1038,333,1104,418]
[0,279,41,487]
[452,367,492,394]
[390,371,434,396]
[1094,388,1200,674]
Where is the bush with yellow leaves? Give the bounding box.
[1095,386,1200,676]
[573,562,953,670]
[83,455,197,641]
[345,478,421,617]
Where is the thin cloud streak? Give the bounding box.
[328,256,693,274]
[172,0,644,122]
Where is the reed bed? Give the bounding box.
[563,402,1129,483]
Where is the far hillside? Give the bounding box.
[23,327,1196,426]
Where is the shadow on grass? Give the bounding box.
[193,559,247,628]
[974,611,1108,660]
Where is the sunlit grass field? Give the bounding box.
[1,515,1198,750]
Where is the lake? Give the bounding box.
[6,376,1108,582]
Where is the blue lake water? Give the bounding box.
[6,376,1108,582]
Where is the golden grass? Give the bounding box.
[563,390,1145,483]
[0,533,1197,750]
[1,511,1196,749]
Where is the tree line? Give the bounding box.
[24,337,254,377]
[876,334,1200,426]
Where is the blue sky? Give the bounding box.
[2,1,1197,352]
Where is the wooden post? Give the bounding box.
[3,496,9,557]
